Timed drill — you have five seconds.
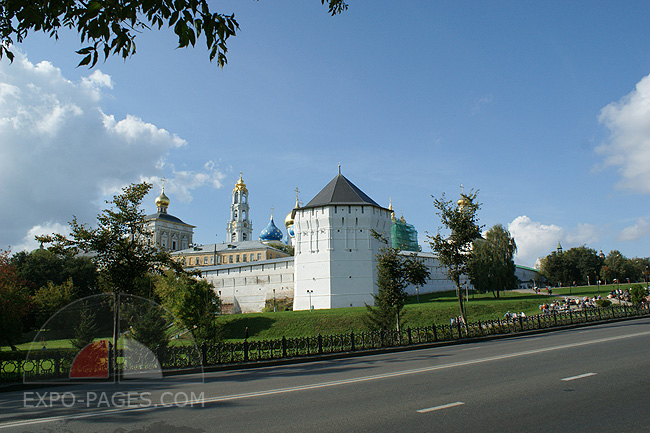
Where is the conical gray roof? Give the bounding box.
[301,174,385,209]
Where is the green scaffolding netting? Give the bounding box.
[391,219,419,252]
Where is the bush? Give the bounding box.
[630,286,648,305]
[595,299,612,308]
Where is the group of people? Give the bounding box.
[607,289,631,303]
[539,295,603,314]
[503,311,526,320]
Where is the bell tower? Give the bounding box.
[227,173,253,243]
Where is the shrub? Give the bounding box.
[595,298,612,308]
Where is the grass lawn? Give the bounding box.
[5,285,641,350]
[217,289,554,341]
[550,283,646,298]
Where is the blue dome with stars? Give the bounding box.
[259,216,283,242]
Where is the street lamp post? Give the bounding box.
[307,290,313,311]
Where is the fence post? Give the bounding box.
[553,311,557,326]
[54,350,61,378]
[569,310,573,324]
[201,343,207,367]
[432,324,438,342]
[537,315,541,329]
[584,309,588,322]
[456,320,462,339]
[624,304,628,317]
[518,316,523,330]
[318,334,323,354]
[350,331,355,352]
[281,336,287,358]
[407,328,412,345]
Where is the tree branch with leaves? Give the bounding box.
[365,230,429,332]
[428,190,482,325]
[1,0,348,67]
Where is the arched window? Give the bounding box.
[243,233,247,241]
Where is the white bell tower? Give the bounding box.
[227,173,253,243]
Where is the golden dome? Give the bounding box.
[233,172,248,193]
[155,191,170,208]
[388,197,395,220]
[285,211,294,228]
[285,196,300,228]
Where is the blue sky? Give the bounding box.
[2,1,650,267]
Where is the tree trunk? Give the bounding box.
[455,279,467,324]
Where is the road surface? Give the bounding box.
[1,317,649,432]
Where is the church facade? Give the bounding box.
[144,187,194,251]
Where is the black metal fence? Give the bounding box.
[2,303,649,384]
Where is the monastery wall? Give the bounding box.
[202,257,295,313]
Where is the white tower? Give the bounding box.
[292,171,391,310]
[226,173,253,243]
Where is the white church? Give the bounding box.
[164,171,538,313]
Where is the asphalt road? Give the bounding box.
[1,318,649,432]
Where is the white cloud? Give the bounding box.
[12,222,71,253]
[0,50,223,251]
[508,216,563,267]
[508,216,604,267]
[565,223,599,245]
[597,73,650,194]
[618,217,650,242]
[141,161,226,204]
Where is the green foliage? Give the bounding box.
[32,278,77,327]
[0,249,30,348]
[598,250,649,284]
[539,246,604,287]
[0,0,347,68]
[365,232,429,331]
[37,182,184,296]
[127,303,169,351]
[70,302,99,351]
[428,190,482,324]
[468,224,517,298]
[154,271,222,343]
[595,298,612,308]
[267,242,294,256]
[630,286,647,305]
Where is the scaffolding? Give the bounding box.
[391,218,419,252]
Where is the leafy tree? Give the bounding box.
[601,250,628,285]
[365,232,429,332]
[0,0,348,67]
[32,278,77,327]
[37,182,183,297]
[428,190,482,325]
[539,246,604,287]
[71,301,99,351]
[630,286,647,305]
[468,224,517,298]
[11,248,98,299]
[154,270,222,343]
[267,242,294,256]
[127,302,169,351]
[0,249,30,349]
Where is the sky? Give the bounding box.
[2,0,650,268]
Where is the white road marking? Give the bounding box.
[417,402,464,413]
[562,372,597,381]
[2,329,649,429]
